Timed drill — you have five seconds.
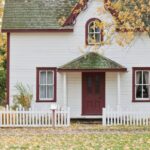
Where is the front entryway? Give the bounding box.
[82,72,105,115]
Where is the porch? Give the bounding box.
[58,52,127,118]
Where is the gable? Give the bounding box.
[58,52,127,71]
[2,0,78,31]
[64,0,149,32]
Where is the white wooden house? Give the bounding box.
[2,0,150,119]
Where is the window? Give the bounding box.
[36,68,56,102]
[86,75,92,94]
[86,18,103,45]
[133,68,150,102]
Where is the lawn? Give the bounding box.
[0,124,150,150]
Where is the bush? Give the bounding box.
[12,83,33,110]
[0,69,6,105]
[0,46,6,105]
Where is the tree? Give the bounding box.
[105,0,150,32]
[103,0,150,46]
[0,41,6,104]
[0,0,6,105]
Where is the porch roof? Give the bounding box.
[58,52,127,72]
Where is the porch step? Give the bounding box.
[71,119,102,124]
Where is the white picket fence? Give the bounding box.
[0,105,70,127]
[103,107,150,126]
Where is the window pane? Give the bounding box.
[88,33,95,43]
[87,76,92,94]
[47,71,53,84]
[143,85,149,98]
[47,85,53,99]
[143,71,149,84]
[136,85,142,98]
[95,27,100,33]
[95,75,100,94]
[136,71,142,84]
[40,71,46,84]
[95,33,100,43]
[89,22,94,32]
[40,85,46,99]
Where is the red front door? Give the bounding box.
[82,72,105,115]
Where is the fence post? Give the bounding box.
[52,110,56,128]
[102,108,106,126]
[67,107,70,126]
[6,105,9,126]
[0,112,2,127]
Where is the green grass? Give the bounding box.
[0,124,150,150]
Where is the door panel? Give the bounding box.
[82,72,105,115]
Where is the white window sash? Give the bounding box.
[39,70,54,100]
[88,21,101,44]
[135,70,150,100]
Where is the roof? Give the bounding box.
[58,52,127,71]
[3,0,148,33]
[2,0,78,31]
[63,0,88,26]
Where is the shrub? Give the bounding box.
[12,83,33,110]
[0,69,6,105]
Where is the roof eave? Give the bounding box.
[1,28,74,33]
[63,0,89,26]
[57,68,127,72]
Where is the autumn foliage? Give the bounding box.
[0,0,6,104]
[103,0,150,46]
[105,0,150,32]
[62,0,150,46]
[81,0,150,46]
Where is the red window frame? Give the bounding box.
[132,67,150,102]
[36,67,57,102]
[85,18,104,45]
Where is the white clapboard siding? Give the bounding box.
[0,105,70,127]
[9,0,150,118]
[103,107,150,126]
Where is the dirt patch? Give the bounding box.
[0,123,150,136]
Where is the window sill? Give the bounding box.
[86,43,102,46]
[36,100,56,103]
[132,100,150,102]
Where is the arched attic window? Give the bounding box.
[86,18,103,45]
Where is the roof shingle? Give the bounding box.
[2,0,78,30]
[58,52,127,71]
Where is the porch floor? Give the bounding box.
[71,115,103,119]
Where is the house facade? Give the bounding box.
[2,0,150,118]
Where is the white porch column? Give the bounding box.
[117,72,121,111]
[63,73,67,108]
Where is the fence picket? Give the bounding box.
[0,112,2,126]
[10,111,12,126]
[6,111,9,126]
[0,105,70,127]
[67,108,70,126]
[22,108,25,126]
[103,108,150,126]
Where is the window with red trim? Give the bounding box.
[133,67,150,102]
[86,18,103,45]
[36,68,56,102]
